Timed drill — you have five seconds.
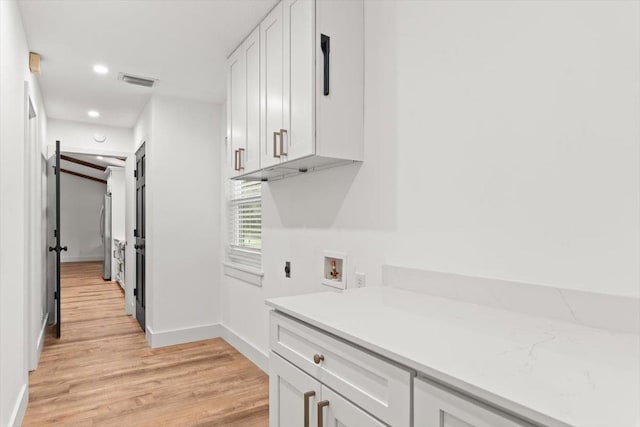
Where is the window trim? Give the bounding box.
[223,262,263,287]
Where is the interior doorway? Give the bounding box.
[46,150,130,339]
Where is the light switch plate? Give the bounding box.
[355,272,366,288]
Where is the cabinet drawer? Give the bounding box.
[270,310,412,426]
[414,377,535,427]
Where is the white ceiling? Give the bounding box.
[18,0,278,128]
[60,152,125,181]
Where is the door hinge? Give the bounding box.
[133,288,137,296]
[54,291,58,300]
[52,165,58,175]
[54,229,57,237]
[133,229,138,237]
[134,170,137,178]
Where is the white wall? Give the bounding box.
[220,0,640,357]
[48,118,134,155]
[136,96,222,345]
[108,167,126,284]
[60,173,107,263]
[0,0,47,425]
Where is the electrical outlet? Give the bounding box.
[355,272,366,288]
[284,261,291,278]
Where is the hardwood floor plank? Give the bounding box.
[24,261,269,426]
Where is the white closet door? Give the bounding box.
[270,352,322,427]
[244,27,261,173]
[319,386,386,427]
[260,1,285,168]
[284,0,315,161]
[227,46,246,177]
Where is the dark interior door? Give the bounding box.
[135,143,146,332]
[47,140,66,338]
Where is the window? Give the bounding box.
[227,180,262,270]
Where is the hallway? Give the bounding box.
[23,262,269,426]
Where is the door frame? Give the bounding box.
[50,146,137,318]
[24,82,48,371]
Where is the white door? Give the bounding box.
[318,386,386,427]
[244,27,261,173]
[260,2,285,168]
[227,46,246,177]
[270,352,322,427]
[284,0,315,162]
[414,377,531,427]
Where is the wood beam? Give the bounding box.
[61,155,106,171]
[60,168,107,184]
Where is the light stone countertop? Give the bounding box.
[266,286,640,427]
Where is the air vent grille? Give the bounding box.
[118,72,156,88]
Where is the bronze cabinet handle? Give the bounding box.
[280,128,288,156]
[317,400,329,427]
[303,391,315,427]
[313,354,325,364]
[273,131,281,158]
[238,148,245,170]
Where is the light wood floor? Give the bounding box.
[23,261,269,426]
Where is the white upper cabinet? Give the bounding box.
[227,45,245,178]
[227,27,261,177]
[283,0,315,162]
[244,28,261,173]
[260,2,285,169]
[229,0,364,181]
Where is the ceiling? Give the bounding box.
[60,152,125,181]
[18,0,278,128]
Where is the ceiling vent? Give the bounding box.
[118,72,157,88]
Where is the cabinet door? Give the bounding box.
[243,27,261,173]
[270,352,322,427]
[283,0,315,162]
[227,46,246,178]
[414,377,532,427]
[260,2,285,168]
[318,386,386,427]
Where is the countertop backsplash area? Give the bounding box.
[382,265,640,334]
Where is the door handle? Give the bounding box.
[238,148,245,170]
[279,129,288,156]
[317,400,329,427]
[321,34,330,96]
[234,149,240,171]
[134,244,145,250]
[303,391,315,427]
[273,131,281,158]
[48,245,68,253]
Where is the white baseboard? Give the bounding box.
[30,312,49,371]
[61,256,102,263]
[146,323,224,348]
[8,383,28,427]
[143,322,269,373]
[220,325,269,373]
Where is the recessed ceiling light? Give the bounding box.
[97,156,104,160]
[88,110,100,118]
[93,64,109,75]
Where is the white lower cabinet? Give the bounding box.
[319,386,386,427]
[270,351,386,427]
[414,377,533,427]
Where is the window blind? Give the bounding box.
[227,180,262,269]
